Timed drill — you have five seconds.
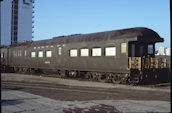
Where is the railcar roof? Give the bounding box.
[31,27,163,45]
[9,27,164,47]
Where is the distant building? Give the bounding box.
[166,48,171,56]
[155,47,170,67]
[0,0,35,46]
[156,47,171,56]
[157,47,166,55]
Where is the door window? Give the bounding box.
[131,44,135,57]
[148,44,153,54]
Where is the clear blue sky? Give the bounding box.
[34,0,170,49]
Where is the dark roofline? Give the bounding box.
[30,27,164,46]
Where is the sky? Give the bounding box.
[34,0,170,49]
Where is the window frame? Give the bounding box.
[31,51,36,58]
[80,48,89,57]
[17,50,19,56]
[58,47,62,55]
[148,44,153,54]
[105,46,116,56]
[1,53,4,58]
[19,50,22,56]
[70,49,78,57]
[24,50,27,56]
[121,43,127,53]
[38,51,44,58]
[92,47,102,56]
[46,50,52,57]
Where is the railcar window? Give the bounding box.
[46,51,52,57]
[1,53,4,58]
[13,51,17,56]
[148,44,153,54]
[38,51,43,57]
[18,51,20,56]
[24,50,27,56]
[70,49,78,57]
[58,47,62,55]
[31,52,36,58]
[80,48,89,56]
[105,47,116,56]
[17,50,22,56]
[121,43,127,53]
[19,50,22,56]
[92,48,101,56]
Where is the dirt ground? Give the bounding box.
[1,73,171,112]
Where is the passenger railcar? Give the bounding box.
[1,27,170,84]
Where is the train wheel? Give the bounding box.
[35,68,43,74]
[111,74,120,84]
[18,68,24,73]
[60,70,68,77]
[14,67,19,73]
[85,72,94,80]
[29,68,36,74]
[98,74,108,83]
[91,72,98,80]
[85,72,90,79]
[69,71,78,78]
[92,74,98,80]
[22,68,29,74]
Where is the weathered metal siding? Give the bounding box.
[57,38,134,73]
[7,27,164,74]
[11,37,136,73]
[1,48,9,66]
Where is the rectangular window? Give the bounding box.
[92,48,101,56]
[19,50,22,56]
[80,48,89,57]
[58,47,62,55]
[18,51,20,56]
[46,51,52,57]
[148,44,153,54]
[24,50,27,56]
[131,44,135,57]
[70,49,78,57]
[121,43,127,53]
[1,53,4,58]
[105,47,116,56]
[17,50,22,56]
[13,51,17,56]
[31,52,36,57]
[38,51,43,57]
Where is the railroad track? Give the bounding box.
[2,81,122,95]
[2,80,170,102]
